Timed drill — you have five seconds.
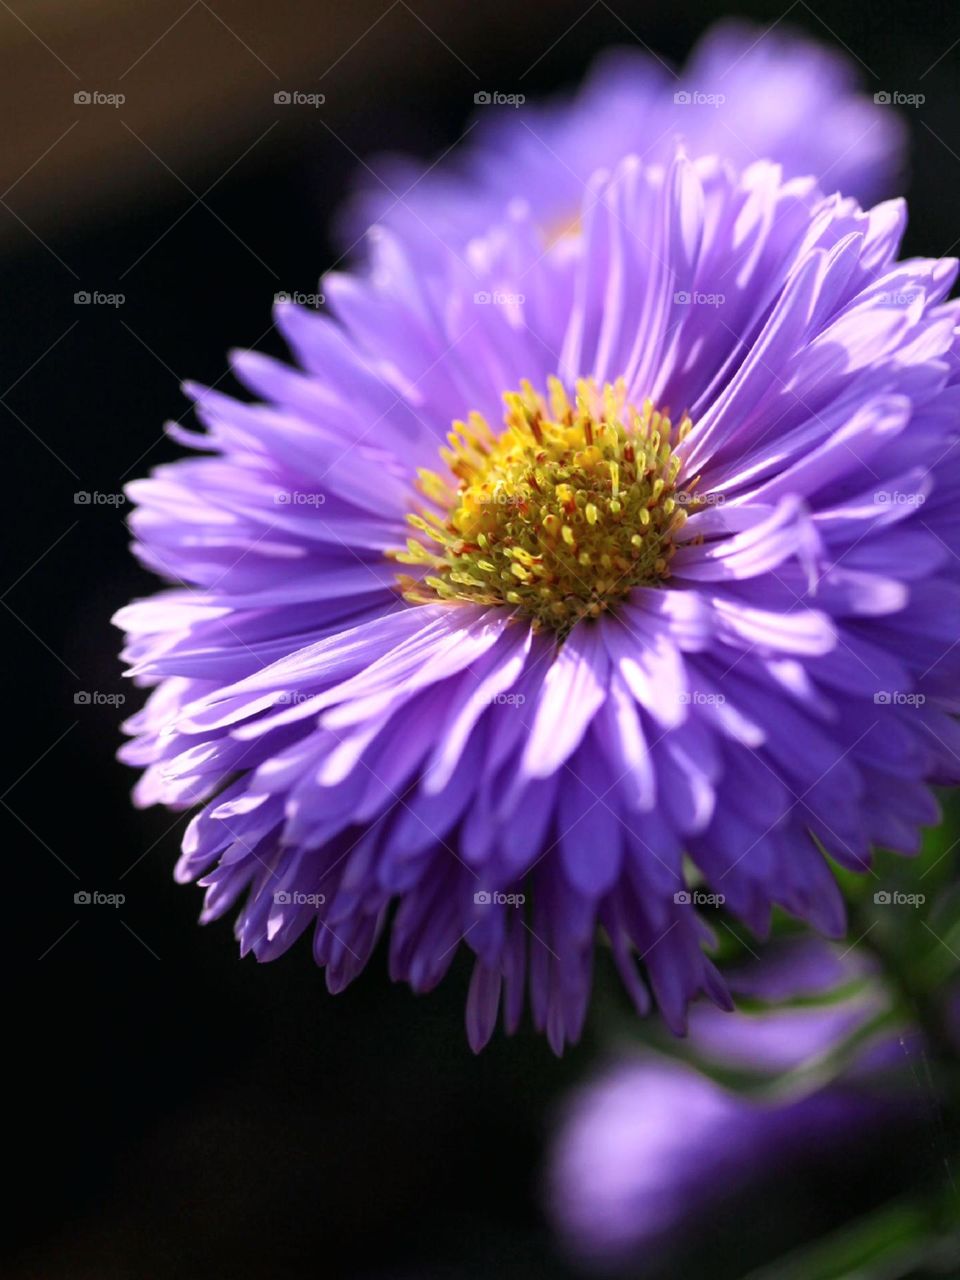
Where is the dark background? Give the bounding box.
[7,1,960,1276]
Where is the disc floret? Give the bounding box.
[396,377,693,635]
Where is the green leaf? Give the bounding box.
[741,1192,960,1280]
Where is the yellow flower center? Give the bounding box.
[395,377,694,636]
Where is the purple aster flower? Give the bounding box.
[116,149,960,1052]
[340,20,906,254]
[547,938,920,1263]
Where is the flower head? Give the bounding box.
[117,150,960,1051]
[341,20,906,254]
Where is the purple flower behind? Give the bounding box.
[340,20,906,255]
[547,940,919,1262]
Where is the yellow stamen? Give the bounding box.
[392,378,694,636]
